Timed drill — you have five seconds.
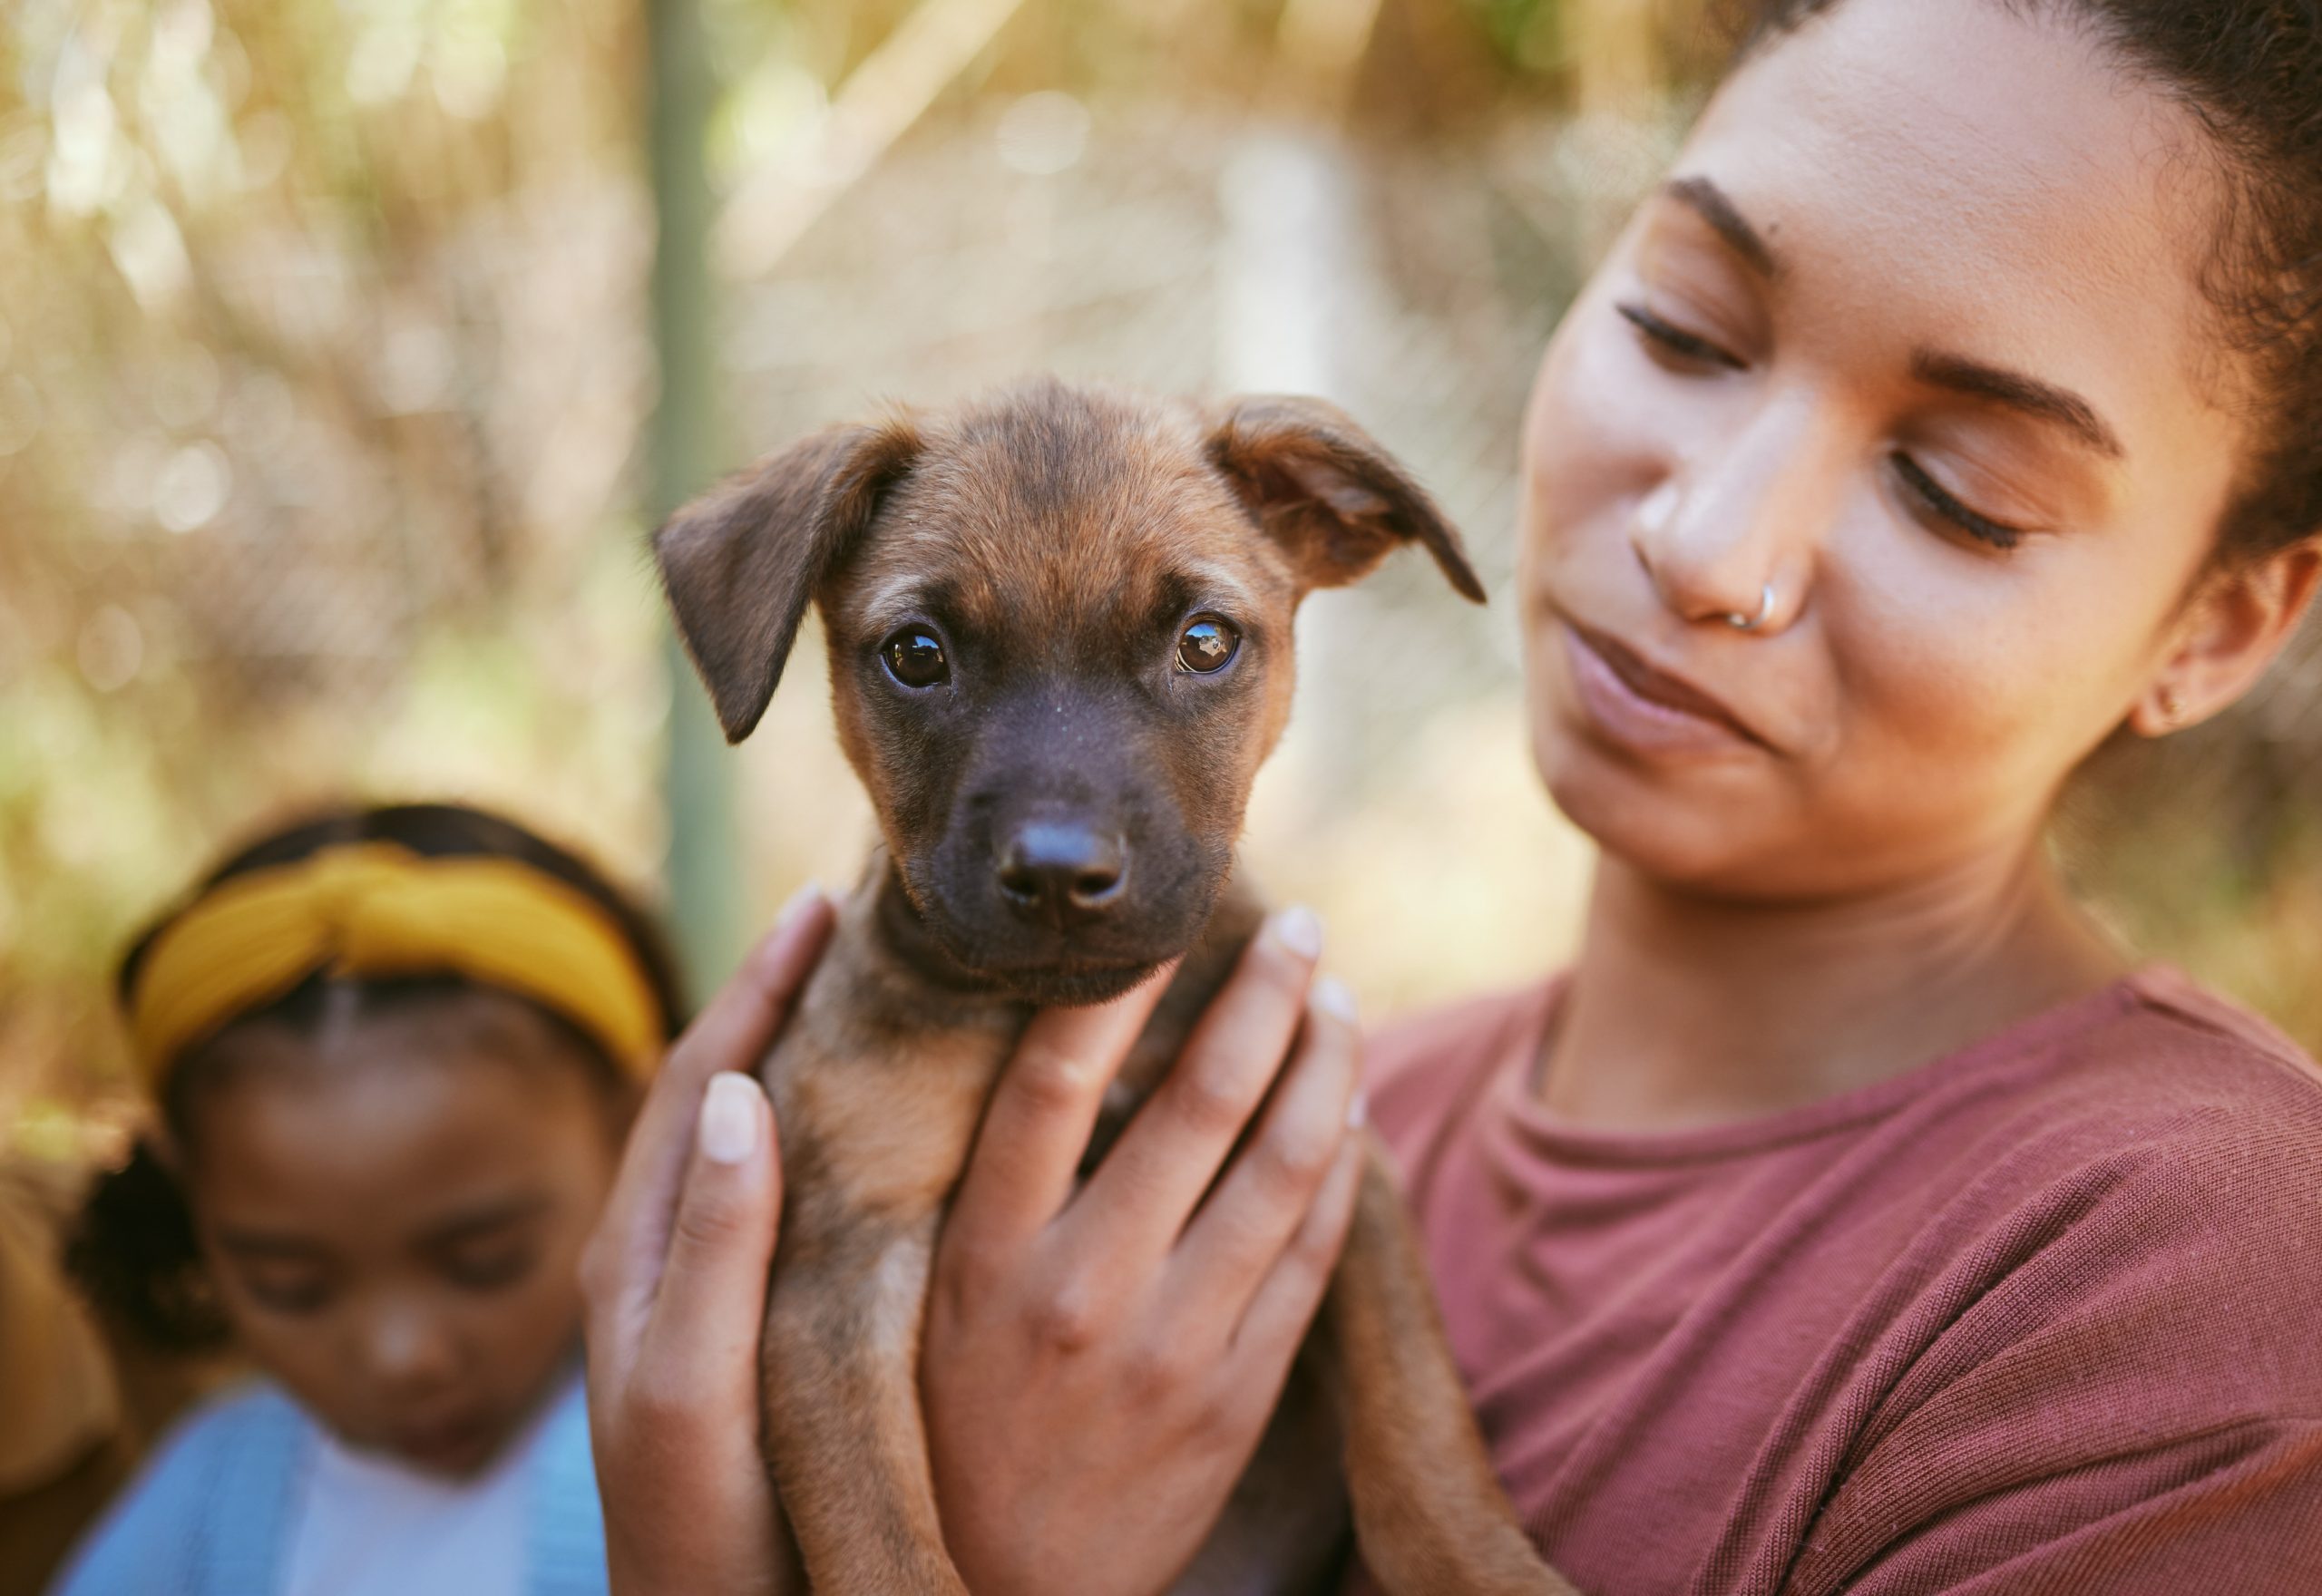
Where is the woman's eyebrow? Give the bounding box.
[1909,349,2125,460]
[1659,174,2126,462]
[1662,175,1781,281]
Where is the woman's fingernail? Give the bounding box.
[1313,974,1357,1022]
[1347,1089,1368,1129]
[750,882,826,974]
[777,881,826,927]
[1272,904,1323,961]
[699,1072,763,1164]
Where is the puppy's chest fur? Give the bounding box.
[757,862,1269,1252]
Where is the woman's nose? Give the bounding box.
[1630,394,1839,634]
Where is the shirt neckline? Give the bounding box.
[1488,968,2156,1168]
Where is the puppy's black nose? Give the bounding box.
[997,822,1127,929]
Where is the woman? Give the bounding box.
[54,803,686,1596]
[583,0,2322,1590]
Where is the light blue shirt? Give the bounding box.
[47,1373,607,1596]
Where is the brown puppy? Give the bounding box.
[656,377,1567,1595]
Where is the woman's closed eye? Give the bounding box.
[1618,298,2030,552]
[1888,452,2029,551]
[1617,301,1747,373]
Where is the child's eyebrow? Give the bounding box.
[419,1193,553,1248]
[215,1228,329,1260]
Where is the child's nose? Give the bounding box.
[360,1300,461,1387]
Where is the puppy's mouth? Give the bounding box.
[881,857,1205,1007]
[975,958,1162,1007]
[932,923,1185,1007]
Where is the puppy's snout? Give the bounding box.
[996,821,1127,929]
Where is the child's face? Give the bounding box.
[179,991,628,1477]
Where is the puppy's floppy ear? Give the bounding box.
[653,415,922,742]
[1205,394,1485,603]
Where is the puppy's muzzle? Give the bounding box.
[996,818,1128,931]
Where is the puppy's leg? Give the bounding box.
[760,1213,968,1596]
[1167,1348,1351,1596]
[1324,1141,1577,1596]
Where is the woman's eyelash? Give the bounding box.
[1616,298,2026,552]
[1889,452,2026,550]
[1616,302,1745,371]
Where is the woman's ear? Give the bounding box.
[1204,394,1487,603]
[2132,540,2322,735]
[654,414,922,743]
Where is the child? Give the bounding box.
[52,803,684,1596]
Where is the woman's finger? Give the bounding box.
[944,963,1176,1256]
[663,886,836,1100]
[1166,978,1361,1318]
[634,1071,785,1385]
[1059,910,1321,1271]
[1220,1124,1364,1384]
[582,885,834,1358]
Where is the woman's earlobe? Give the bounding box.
[2131,678,2187,738]
[2136,540,2322,737]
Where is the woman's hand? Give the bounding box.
[923,908,1368,1596]
[579,887,836,1596]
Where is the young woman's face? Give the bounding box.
[1519,0,2256,896]
[180,993,625,1477]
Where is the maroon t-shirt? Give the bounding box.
[1351,968,2322,1595]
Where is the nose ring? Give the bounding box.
[1724,582,1777,631]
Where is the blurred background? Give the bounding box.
[2,0,2317,1161]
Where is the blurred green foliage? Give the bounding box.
[1467,0,1563,69]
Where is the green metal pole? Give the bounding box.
[647,0,747,1003]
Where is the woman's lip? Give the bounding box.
[1560,618,1769,754]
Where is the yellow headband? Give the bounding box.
[128,842,666,1093]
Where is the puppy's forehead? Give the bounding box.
[839,385,1290,627]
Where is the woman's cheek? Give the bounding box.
[1818,546,2104,828]
[1524,311,1662,550]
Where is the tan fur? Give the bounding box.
[656,379,1571,1594]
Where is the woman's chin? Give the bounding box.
[1532,716,1772,890]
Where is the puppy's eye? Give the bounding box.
[1176,616,1239,675]
[882,628,950,688]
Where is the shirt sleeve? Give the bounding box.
[45,1384,303,1596]
[1781,1134,2322,1596]
[1790,1416,2322,1595]
[45,1408,213,1595]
